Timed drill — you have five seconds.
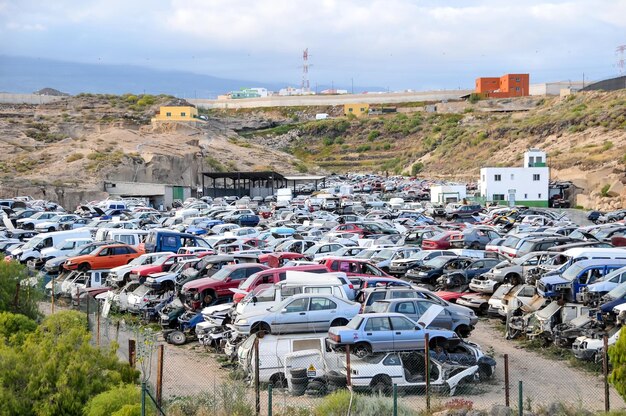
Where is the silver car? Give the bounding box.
[233,293,361,335]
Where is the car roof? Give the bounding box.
[569,258,626,267]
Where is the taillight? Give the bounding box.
[143,298,148,302]
[348,284,354,289]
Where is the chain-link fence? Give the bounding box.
[71,296,625,415]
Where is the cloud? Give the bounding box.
[5,22,45,31]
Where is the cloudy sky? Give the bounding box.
[1,0,626,91]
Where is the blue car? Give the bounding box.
[537,259,626,302]
[599,281,626,321]
[327,310,461,357]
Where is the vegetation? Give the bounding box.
[609,328,626,401]
[166,382,253,416]
[601,184,611,197]
[83,384,141,416]
[0,261,41,320]
[0,310,139,415]
[66,153,84,162]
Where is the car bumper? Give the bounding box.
[468,281,497,293]
[456,298,482,310]
[487,306,505,318]
[64,263,79,270]
[234,324,252,334]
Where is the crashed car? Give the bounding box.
[508,300,590,343]
[572,326,621,361]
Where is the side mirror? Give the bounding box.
[281,308,288,313]
[252,296,258,304]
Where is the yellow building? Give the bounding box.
[343,103,370,117]
[152,106,200,122]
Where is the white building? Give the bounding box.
[430,185,467,204]
[479,149,549,207]
[249,88,269,97]
[529,81,585,96]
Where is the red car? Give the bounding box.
[258,252,305,268]
[231,264,329,303]
[421,231,462,250]
[435,290,471,303]
[317,257,391,279]
[128,254,197,283]
[180,263,269,308]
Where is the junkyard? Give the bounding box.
[3,176,626,414]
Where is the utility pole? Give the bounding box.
[351,77,354,94]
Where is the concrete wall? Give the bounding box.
[530,81,585,96]
[0,93,67,105]
[189,90,472,109]
[430,185,467,203]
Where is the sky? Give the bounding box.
[1,0,626,92]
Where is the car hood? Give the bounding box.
[47,255,70,266]
[35,221,57,228]
[540,275,569,286]
[587,281,617,293]
[236,309,273,321]
[66,255,92,263]
[417,304,444,328]
[182,277,223,291]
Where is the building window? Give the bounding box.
[181,112,186,117]
[516,87,520,91]
[536,156,542,163]
[494,174,501,182]
[533,174,540,181]
[538,193,542,199]
[166,112,171,117]
[524,193,528,198]
[360,108,365,112]
[515,78,520,82]
[493,194,505,201]
[349,108,353,112]
[482,175,485,182]
[510,174,514,180]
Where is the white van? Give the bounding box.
[10,228,92,263]
[237,333,342,386]
[96,229,148,246]
[233,274,348,316]
[39,237,93,261]
[549,247,626,274]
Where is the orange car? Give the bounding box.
[64,243,144,271]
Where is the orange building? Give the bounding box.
[475,73,529,98]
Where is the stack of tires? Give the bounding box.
[325,371,347,393]
[305,377,327,396]
[289,368,308,396]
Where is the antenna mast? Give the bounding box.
[301,48,310,93]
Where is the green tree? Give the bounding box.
[609,327,626,401]
[0,311,138,415]
[84,384,141,416]
[0,311,36,346]
[411,162,424,176]
[0,260,41,320]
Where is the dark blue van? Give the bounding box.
[142,229,211,253]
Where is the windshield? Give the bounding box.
[356,250,377,259]
[561,263,585,281]
[424,256,450,268]
[22,237,43,250]
[374,249,395,260]
[370,302,389,313]
[304,245,319,255]
[594,228,621,240]
[607,282,626,300]
[502,235,521,249]
[360,353,387,364]
[211,266,235,281]
[517,241,537,256]
[408,251,429,260]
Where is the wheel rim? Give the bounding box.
[354,345,369,358]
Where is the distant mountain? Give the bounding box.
[0,55,285,97]
[0,56,386,97]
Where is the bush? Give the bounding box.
[84,384,141,416]
[0,312,36,346]
[313,391,415,416]
[313,390,355,416]
[356,144,371,153]
[322,137,334,146]
[66,153,84,162]
[411,162,424,176]
[367,130,380,141]
[167,382,253,416]
[468,93,483,104]
[609,327,626,401]
[0,261,41,320]
[602,140,614,151]
[601,184,611,197]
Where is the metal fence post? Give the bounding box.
[346,345,352,387]
[504,354,510,407]
[96,302,101,347]
[254,336,260,416]
[518,380,523,416]
[51,275,55,314]
[392,384,398,416]
[156,345,164,408]
[86,296,90,327]
[424,333,430,412]
[268,384,273,416]
[141,381,146,416]
[129,339,136,368]
[603,335,610,412]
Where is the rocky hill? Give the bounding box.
[234,91,626,210]
[0,91,625,210]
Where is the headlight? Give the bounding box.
[236,319,247,325]
[418,271,427,276]
[66,261,73,265]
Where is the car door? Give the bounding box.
[307,297,338,333]
[362,316,394,351]
[393,300,420,322]
[273,297,310,334]
[390,315,423,350]
[93,247,112,269]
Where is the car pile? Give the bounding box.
[3,181,624,397]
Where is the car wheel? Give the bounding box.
[168,331,187,345]
[469,242,480,250]
[330,318,349,327]
[269,373,287,388]
[251,322,271,335]
[479,303,489,315]
[370,375,392,395]
[48,227,55,232]
[203,291,216,306]
[455,325,471,338]
[352,343,371,358]
[505,274,521,286]
[78,263,90,272]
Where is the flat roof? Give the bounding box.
[201,171,284,181]
[283,175,326,181]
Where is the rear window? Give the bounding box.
[346,316,363,330]
[370,302,389,313]
[366,291,387,306]
[502,236,521,249]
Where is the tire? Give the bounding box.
[429,337,448,349]
[326,371,347,386]
[251,322,271,335]
[455,325,471,338]
[78,263,90,272]
[479,303,489,315]
[269,373,287,388]
[168,331,187,345]
[202,290,216,306]
[330,318,349,327]
[290,368,307,378]
[48,227,55,232]
[290,376,309,385]
[352,342,371,358]
[505,274,521,286]
[469,242,480,250]
[370,375,392,395]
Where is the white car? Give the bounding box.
[346,351,479,395]
[34,214,81,232]
[107,252,171,287]
[17,211,60,230]
[572,328,620,361]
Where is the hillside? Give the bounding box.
[235,91,626,210]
